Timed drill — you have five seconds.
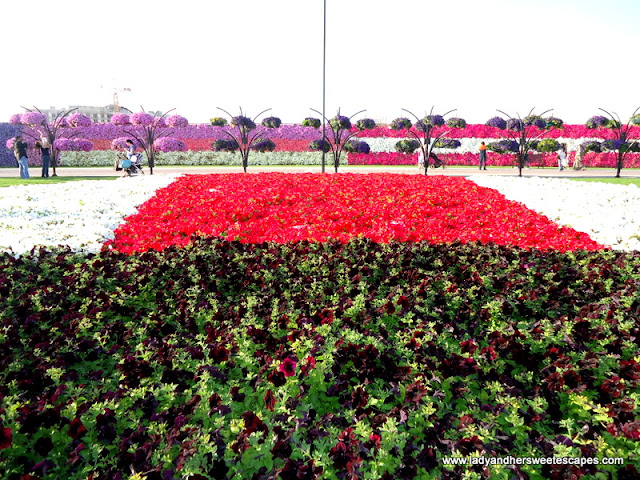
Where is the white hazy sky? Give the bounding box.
[2,0,639,125]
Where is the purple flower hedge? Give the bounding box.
[67,113,92,128]
[21,112,47,126]
[485,116,507,129]
[166,115,189,128]
[110,113,130,126]
[130,112,154,127]
[54,138,94,151]
[390,117,412,130]
[0,240,638,479]
[0,123,21,166]
[154,137,187,152]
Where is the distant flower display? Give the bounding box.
[602,139,627,151]
[423,115,445,127]
[344,140,371,154]
[54,138,94,151]
[433,138,461,149]
[581,140,602,153]
[395,139,421,153]
[532,138,561,152]
[154,137,187,152]
[232,116,256,130]
[166,115,189,128]
[356,118,376,130]
[487,139,519,153]
[130,112,154,127]
[301,118,321,129]
[153,116,167,128]
[586,115,609,129]
[211,139,239,152]
[390,117,412,130]
[309,139,330,153]
[506,118,524,131]
[210,117,228,126]
[53,117,69,128]
[523,115,546,129]
[67,113,92,128]
[545,116,564,128]
[21,112,46,126]
[262,117,282,128]
[446,117,467,129]
[485,116,507,129]
[110,113,131,126]
[251,139,277,152]
[329,115,351,130]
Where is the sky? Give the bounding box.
[2,0,640,125]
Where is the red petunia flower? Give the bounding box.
[264,389,276,412]
[0,426,11,450]
[279,358,297,377]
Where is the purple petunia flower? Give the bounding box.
[154,137,187,152]
[111,113,131,126]
[21,112,46,126]
[130,112,154,126]
[485,116,507,129]
[166,115,189,128]
[67,112,92,128]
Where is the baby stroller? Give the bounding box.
[115,153,145,176]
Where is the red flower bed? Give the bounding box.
[273,139,312,152]
[106,173,603,253]
[581,152,640,168]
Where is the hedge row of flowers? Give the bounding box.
[358,136,600,155]
[1,238,639,479]
[58,151,325,167]
[16,122,640,143]
[352,124,640,139]
[347,152,640,168]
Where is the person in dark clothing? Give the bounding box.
[35,136,51,177]
[478,141,487,170]
[14,135,30,179]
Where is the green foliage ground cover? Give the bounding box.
[0,177,116,188]
[0,239,639,479]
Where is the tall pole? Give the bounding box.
[321,0,326,173]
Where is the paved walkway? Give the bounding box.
[1,165,638,178]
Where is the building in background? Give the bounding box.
[41,105,162,124]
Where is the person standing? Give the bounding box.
[124,139,136,159]
[14,135,30,179]
[35,136,51,177]
[557,144,567,171]
[478,141,487,170]
[573,146,585,170]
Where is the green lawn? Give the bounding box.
[569,177,640,186]
[0,176,117,187]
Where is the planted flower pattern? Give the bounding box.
[106,173,603,253]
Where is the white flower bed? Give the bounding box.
[469,176,640,251]
[60,151,325,167]
[0,176,178,256]
[1,175,638,256]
